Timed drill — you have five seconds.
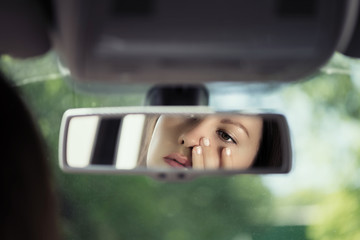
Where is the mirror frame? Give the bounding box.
[59,106,292,181]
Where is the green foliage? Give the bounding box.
[300,53,360,120]
[308,189,360,240]
[299,54,360,240]
[58,174,273,240]
[0,52,60,85]
[253,226,307,240]
[276,190,325,207]
[8,51,360,240]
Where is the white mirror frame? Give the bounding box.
[59,106,292,181]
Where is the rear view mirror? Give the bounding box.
[59,107,291,179]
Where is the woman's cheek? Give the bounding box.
[235,147,255,168]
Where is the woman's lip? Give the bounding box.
[164,158,187,168]
[163,153,192,168]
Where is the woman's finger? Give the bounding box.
[201,137,220,169]
[221,147,233,169]
[192,146,204,169]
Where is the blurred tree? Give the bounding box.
[301,53,360,120]
[293,53,360,240]
[308,189,360,240]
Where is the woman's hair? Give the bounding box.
[251,116,283,168]
[137,115,159,167]
[0,72,60,240]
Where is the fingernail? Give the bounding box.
[225,148,231,156]
[196,146,202,154]
[203,137,210,146]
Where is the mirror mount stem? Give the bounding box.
[145,84,209,106]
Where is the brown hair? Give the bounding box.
[251,116,284,168]
[137,115,159,167]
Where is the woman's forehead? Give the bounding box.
[159,114,263,124]
[209,114,262,122]
[160,113,262,119]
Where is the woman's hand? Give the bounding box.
[192,137,233,169]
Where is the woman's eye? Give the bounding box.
[217,130,236,144]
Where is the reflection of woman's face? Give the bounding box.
[146,115,263,169]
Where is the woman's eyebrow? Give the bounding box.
[220,119,250,138]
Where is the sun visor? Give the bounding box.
[0,0,51,58]
[53,0,349,84]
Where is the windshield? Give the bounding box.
[1,52,360,240]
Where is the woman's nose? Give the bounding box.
[178,120,209,147]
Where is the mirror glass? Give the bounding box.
[61,109,291,173]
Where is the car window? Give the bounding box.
[1,52,360,240]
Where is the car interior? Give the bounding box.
[1,0,360,239]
